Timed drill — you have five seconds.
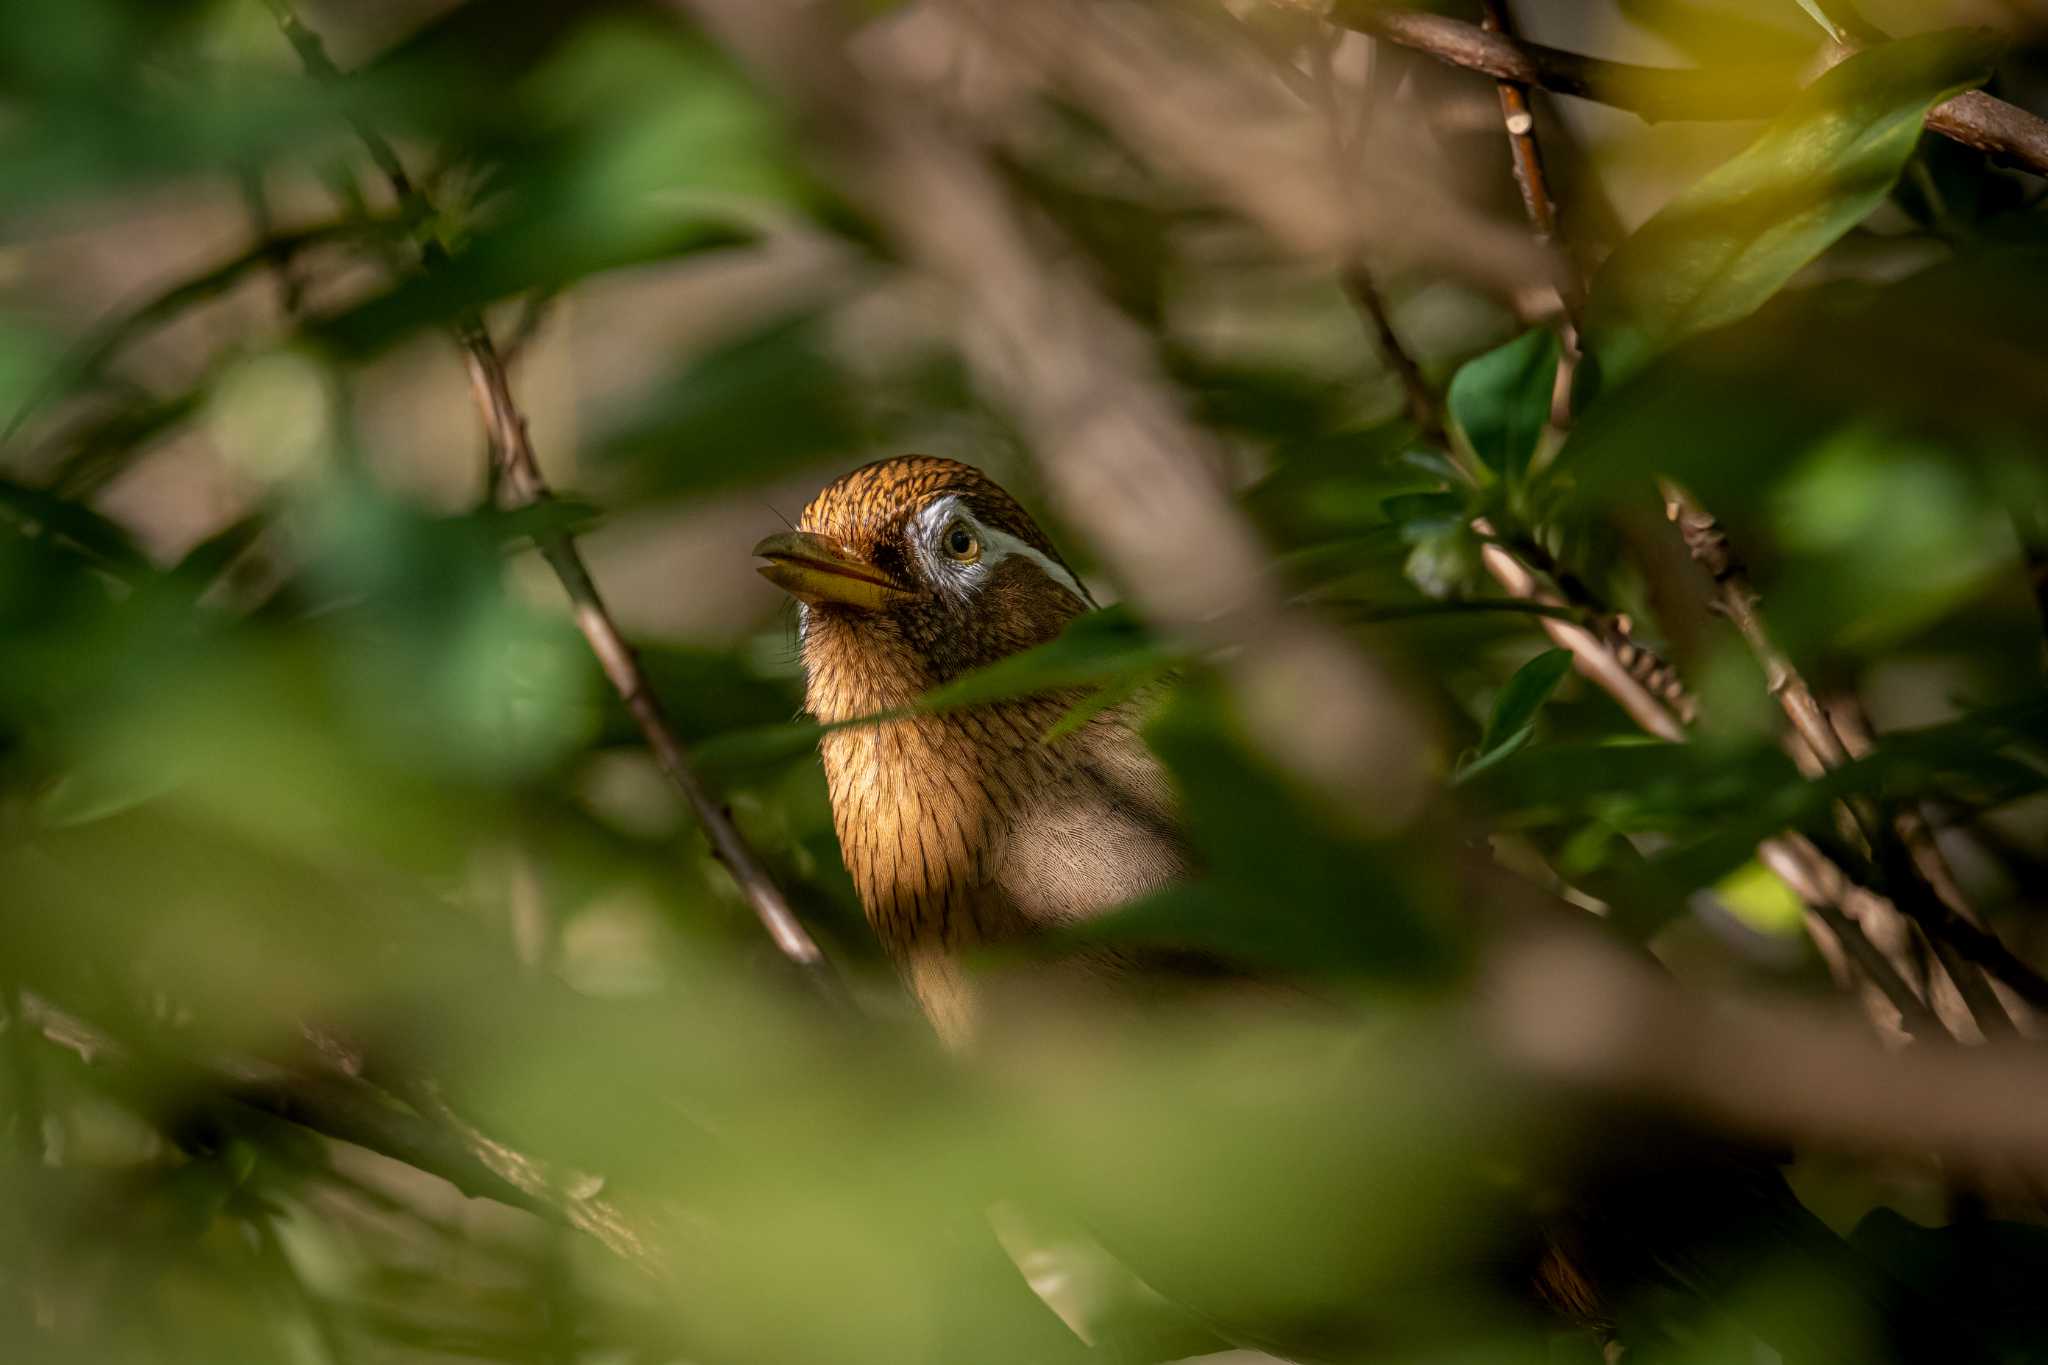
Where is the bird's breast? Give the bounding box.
[819,702,1189,1038]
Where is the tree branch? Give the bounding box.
[461,345,844,994]
[1340,261,1445,446]
[1336,5,2048,179]
[1473,0,1584,328]
[24,995,668,1276]
[1664,487,2045,1034]
[1488,930,2048,1179]
[263,1,845,1003]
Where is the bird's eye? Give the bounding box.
[941,522,981,563]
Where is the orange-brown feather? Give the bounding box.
[788,457,1186,1041]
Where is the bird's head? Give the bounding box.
[754,456,1095,716]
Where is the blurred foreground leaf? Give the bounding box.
[1582,29,1998,391]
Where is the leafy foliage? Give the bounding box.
[3,2,2048,1364]
[1581,28,1999,390]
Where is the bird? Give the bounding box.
[754,454,1982,1365]
[753,454,1190,1046]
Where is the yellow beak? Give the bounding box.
[752,531,915,611]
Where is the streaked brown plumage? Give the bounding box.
[756,456,1186,1042]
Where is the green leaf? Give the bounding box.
[1458,649,1573,782]
[921,606,1182,711]
[1065,685,1452,978]
[589,307,864,501]
[0,477,151,579]
[1582,29,1998,391]
[1041,665,1170,746]
[1381,491,1469,545]
[694,609,1178,780]
[1481,649,1575,754]
[1447,329,1559,483]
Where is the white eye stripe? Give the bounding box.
[977,525,1096,607]
[911,495,1095,607]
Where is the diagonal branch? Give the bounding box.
[1336,5,2048,179]
[462,346,844,993]
[1666,491,2046,1032]
[25,994,668,1276]
[262,1,844,1003]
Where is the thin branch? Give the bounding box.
[1336,5,2048,179]
[1303,35,1447,447]
[462,346,844,993]
[1474,526,1687,744]
[1339,261,1445,446]
[24,995,665,1272]
[1488,931,2048,1181]
[1473,0,1583,329]
[1337,6,1799,120]
[371,1061,663,1275]
[1664,486,2044,1034]
[263,1,845,1003]
[1760,837,1947,1042]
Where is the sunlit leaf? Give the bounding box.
[1582,29,1998,391]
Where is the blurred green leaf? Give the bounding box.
[590,308,865,500]
[1448,328,1558,484]
[1068,684,1453,978]
[314,216,756,358]
[0,477,151,579]
[1712,858,1807,937]
[922,605,1181,711]
[1582,29,1997,391]
[696,609,1178,780]
[1382,490,1469,545]
[1041,665,1170,746]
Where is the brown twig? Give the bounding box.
[1760,838,1947,1042]
[1664,486,2043,1035]
[263,1,844,1002]
[1339,261,1444,446]
[463,346,844,993]
[1336,6,2048,179]
[1473,0,1583,328]
[1336,6,1796,119]
[373,1063,663,1275]
[1303,34,1448,448]
[24,994,666,1273]
[1489,932,2048,1180]
[1474,530,1685,743]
